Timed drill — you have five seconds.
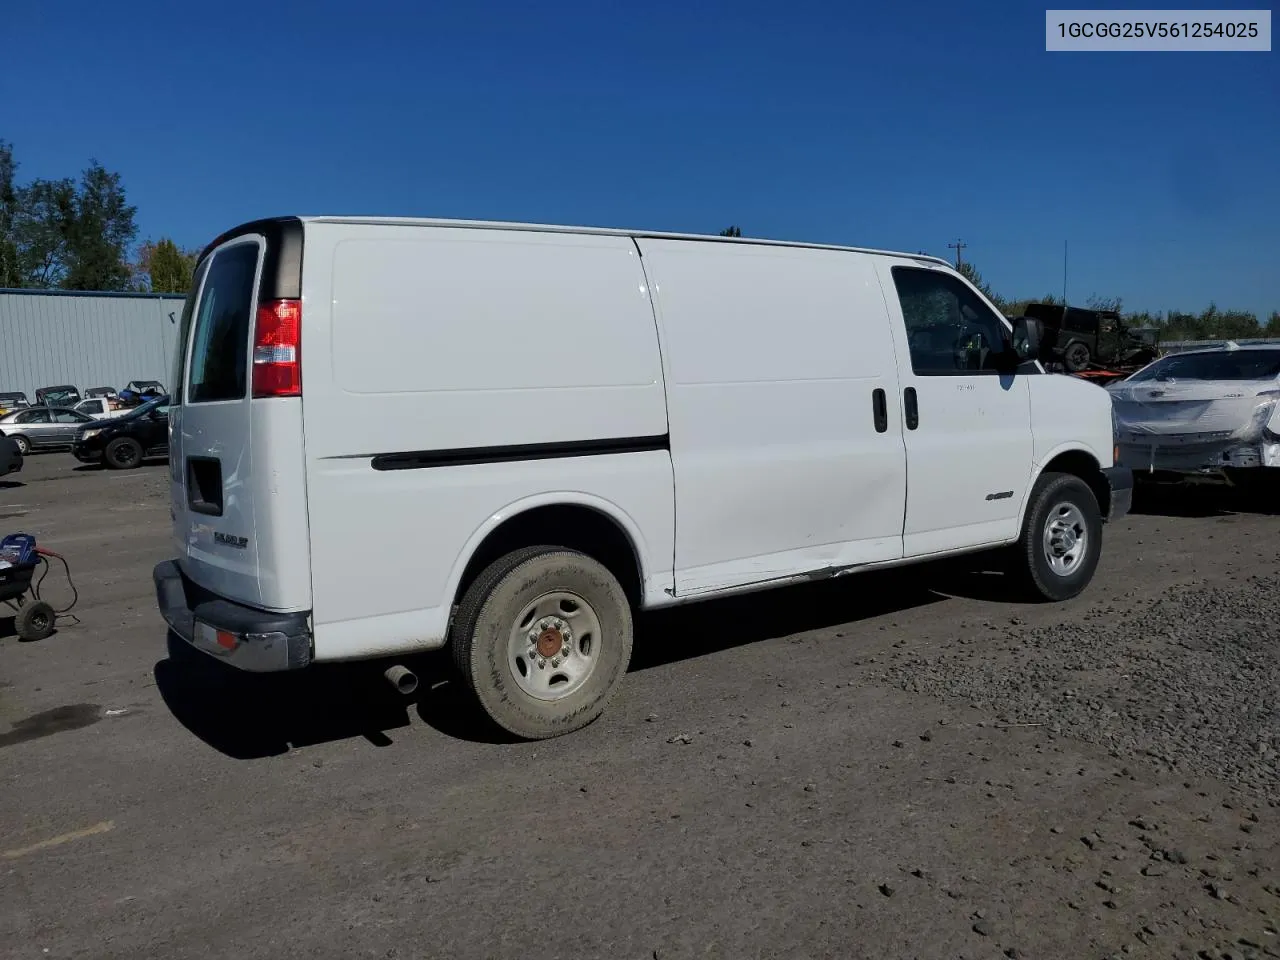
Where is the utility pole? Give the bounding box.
[948,238,966,267]
[1063,239,1068,306]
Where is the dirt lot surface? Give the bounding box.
[1,454,1278,960]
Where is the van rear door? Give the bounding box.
[170,220,312,613]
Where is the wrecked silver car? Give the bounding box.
[1108,344,1280,479]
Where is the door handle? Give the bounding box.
[903,387,919,430]
[871,388,887,433]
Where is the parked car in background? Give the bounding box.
[34,385,82,407]
[73,396,131,420]
[84,386,117,399]
[0,435,20,478]
[73,395,170,469]
[0,406,97,455]
[123,380,165,397]
[0,392,30,417]
[1109,343,1280,490]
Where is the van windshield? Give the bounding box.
[1128,350,1280,383]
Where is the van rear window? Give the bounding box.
[171,258,209,405]
[187,243,260,404]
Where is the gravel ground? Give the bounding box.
[882,576,1280,804]
[2,457,1280,960]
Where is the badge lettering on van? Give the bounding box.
[214,532,249,549]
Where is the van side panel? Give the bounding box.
[636,239,908,595]
[298,223,674,660]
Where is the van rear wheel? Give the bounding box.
[1011,471,1103,602]
[451,547,634,740]
[104,437,143,470]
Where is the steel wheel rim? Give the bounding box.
[1066,344,1089,366]
[29,609,50,631]
[1042,502,1088,577]
[507,591,602,702]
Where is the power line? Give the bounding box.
[947,238,966,267]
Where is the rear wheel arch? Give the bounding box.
[449,500,648,620]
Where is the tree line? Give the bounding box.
[1,140,198,295]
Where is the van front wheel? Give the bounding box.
[1012,471,1103,602]
[451,547,634,740]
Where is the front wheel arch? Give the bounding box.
[1022,449,1110,526]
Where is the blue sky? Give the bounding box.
[3,0,1276,316]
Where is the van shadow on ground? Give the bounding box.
[153,551,1028,758]
[1130,477,1280,519]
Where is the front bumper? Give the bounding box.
[153,560,312,672]
[72,437,106,462]
[1101,465,1133,521]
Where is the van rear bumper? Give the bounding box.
[153,560,312,672]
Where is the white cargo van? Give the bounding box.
[154,217,1132,740]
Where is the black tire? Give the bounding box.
[450,546,634,740]
[12,435,30,456]
[1011,471,1103,602]
[1063,341,1092,372]
[104,437,143,470]
[15,600,55,641]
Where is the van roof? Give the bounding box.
[203,215,953,268]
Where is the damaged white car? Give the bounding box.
[1108,343,1280,486]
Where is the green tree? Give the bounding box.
[136,237,198,293]
[12,175,76,287]
[1265,312,1280,337]
[956,259,1005,311]
[0,143,137,290]
[718,225,742,237]
[61,161,138,290]
[0,140,20,288]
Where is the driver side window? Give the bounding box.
[891,266,1011,376]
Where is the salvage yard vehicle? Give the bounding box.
[154,216,1132,741]
[83,386,117,399]
[0,406,96,455]
[1108,342,1280,490]
[1023,302,1159,374]
[34,385,82,407]
[0,392,30,416]
[74,396,131,419]
[123,380,166,397]
[73,395,170,469]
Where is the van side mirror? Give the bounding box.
[1010,316,1043,363]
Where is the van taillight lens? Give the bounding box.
[252,298,301,398]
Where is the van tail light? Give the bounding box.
[252,298,301,398]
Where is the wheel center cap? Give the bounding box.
[536,627,563,659]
